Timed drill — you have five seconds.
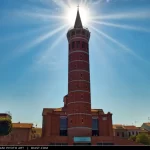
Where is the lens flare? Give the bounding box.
[65,6,89,27]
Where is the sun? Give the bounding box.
[65,6,90,27]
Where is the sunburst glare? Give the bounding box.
[11,24,68,59]
[1,0,150,66]
[91,20,150,33]
[90,25,149,64]
[65,5,90,26]
[91,9,150,20]
[37,26,69,65]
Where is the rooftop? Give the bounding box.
[91,109,104,113]
[0,113,11,118]
[43,108,104,114]
[113,124,124,129]
[113,125,143,130]
[123,126,138,130]
[54,108,62,112]
[13,123,33,129]
[144,123,150,126]
[139,129,148,132]
[32,127,42,135]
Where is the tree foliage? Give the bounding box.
[0,117,12,136]
[129,133,150,145]
[129,135,136,141]
[136,133,150,145]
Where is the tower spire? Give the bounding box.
[74,5,83,28]
[77,4,79,10]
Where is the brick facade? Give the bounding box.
[40,9,114,145]
[15,9,142,146]
[0,123,33,145]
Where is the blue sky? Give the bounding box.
[0,0,150,127]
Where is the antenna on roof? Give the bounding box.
[5,111,12,118]
[6,111,11,116]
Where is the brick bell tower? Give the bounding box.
[67,8,91,137]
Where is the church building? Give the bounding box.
[22,9,142,146]
[41,9,113,145]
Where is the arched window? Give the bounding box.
[76,30,80,34]
[80,73,83,79]
[82,30,85,35]
[72,41,75,49]
[76,41,80,48]
[74,64,77,69]
[72,31,75,36]
[82,42,85,48]
[86,84,88,89]
[82,118,84,124]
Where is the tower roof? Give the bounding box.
[74,8,83,28]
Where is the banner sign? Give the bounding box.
[74,137,91,143]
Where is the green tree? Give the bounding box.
[0,117,12,136]
[136,133,150,145]
[129,135,136,141]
